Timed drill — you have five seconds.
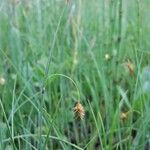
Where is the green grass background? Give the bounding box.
[0,0,150,149]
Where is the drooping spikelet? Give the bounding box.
[73,102,85,120]
[120,111,129,120]
[126,59,134,75]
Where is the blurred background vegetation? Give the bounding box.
[0,0,150,149]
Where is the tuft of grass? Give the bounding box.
[0,0,150,149]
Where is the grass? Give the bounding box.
[0,0,150,149]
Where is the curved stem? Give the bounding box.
[45,73,81,101]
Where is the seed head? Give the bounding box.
[73,102,85,120]
[105,54,111,61]
[120,111,129,120]
[125,59,134,75]
[0,77,5,86]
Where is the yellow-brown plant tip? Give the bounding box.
[73,102,85,120]
[120,112,128,120]
[127,59,134,75]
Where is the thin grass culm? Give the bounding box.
[0,0,150,149]
[42,73,84,149]
[45,73,85,119]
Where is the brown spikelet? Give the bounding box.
[126,59,134,75]
[120,111,129,120]
[73,102,85,120]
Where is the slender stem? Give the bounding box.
[118,0,122,51]
[0,99,17,150]
[38,6,66,149]
[42,73,80,149]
